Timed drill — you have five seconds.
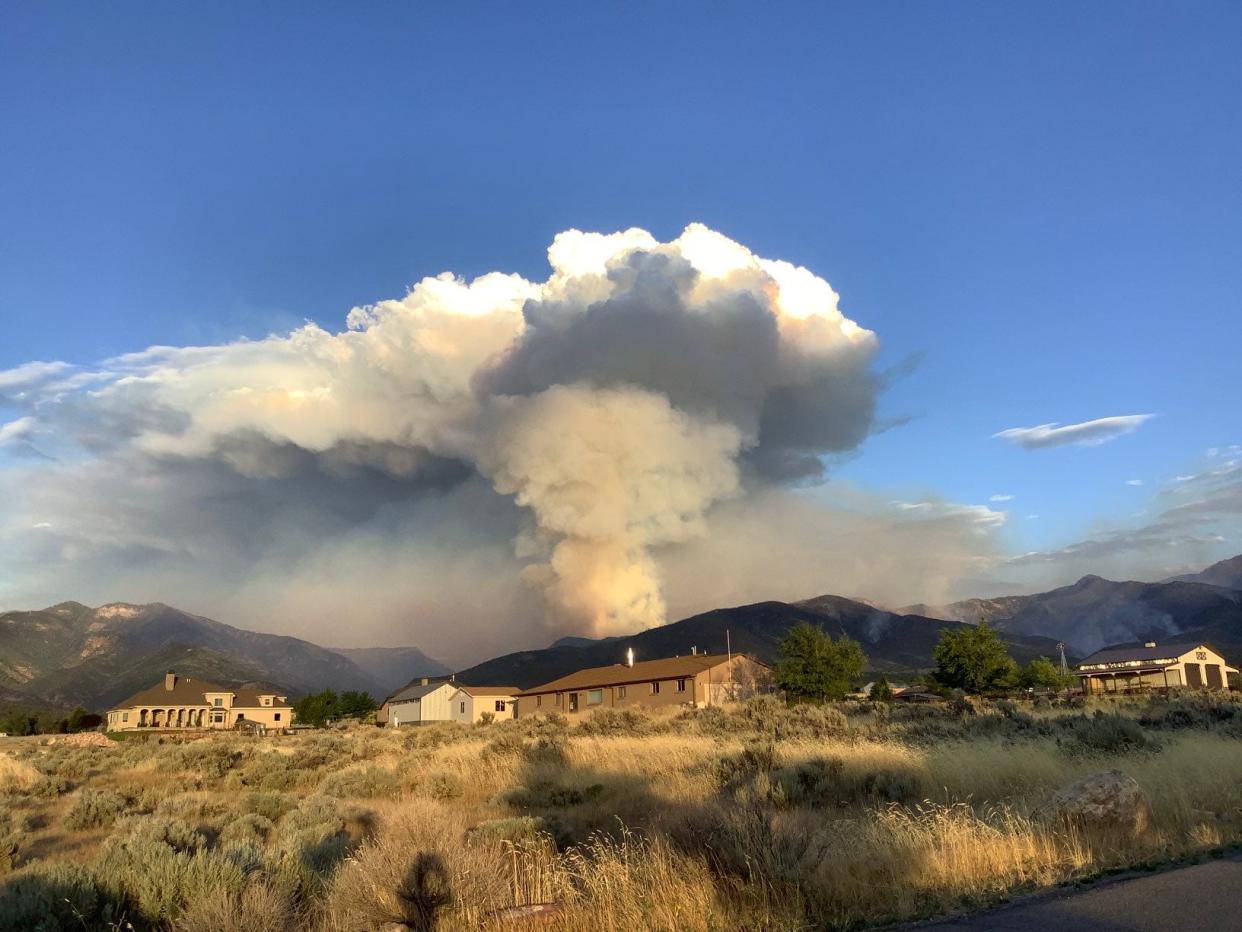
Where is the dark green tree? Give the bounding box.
[869,675,894,702]
[775,622,867,702]
[339,691,377,717]
[293,689,340,727]
[1019,657,1074,691]
[932,623,1018,693]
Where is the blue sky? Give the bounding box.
[1,4,1239,645]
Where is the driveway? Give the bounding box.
[906,854,1242,931]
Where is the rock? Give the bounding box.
[1036,770,1150,838]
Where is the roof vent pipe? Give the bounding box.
[1144,641,1157,648]
[626,648,634,668]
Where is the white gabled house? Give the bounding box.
[383,680,457,726]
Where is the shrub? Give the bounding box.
[424,772,463,801]
[319,765,400,799]
[112,816,207,853]
[497,781,604,809]
[173,743,243,781]
[96,835,249,922]
[524,735,569,767]
[220,813,275,846]
[714,741,779,791]
[1058,711,1159,756]
[240,792,296,822]
[576,707,654,737]
[480,730,526,759]
[318,800,511,931]
[1139,693,1242,730]
[0,861,122,932]
[468,816,553,845]
[173,879,295,932]
[64,789,128,830]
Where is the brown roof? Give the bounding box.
[111,676,288,711]
[455,684,519,697]
[516,653,759,697]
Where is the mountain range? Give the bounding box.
[0,601,447,711]
[454,595,1064,690]
[4,553,1241,710]
[904,554,1242,656]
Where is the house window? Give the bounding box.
[617,685,626,699]
[588,689,603,705]
[494,700,506,712]
[122,712,129,722]
[651,681,661,695]
[460,701,466,714]
[212,698,223,708]
[274,713,281,722]
[676,679,687,693]
[537,695,542,707]
[569,693,579,712]
[210,711,224,723]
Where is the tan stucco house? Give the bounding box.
[450,685,518,723]
[515,652,769,718]
[106,672,294,732]
[1077,640,1240,694]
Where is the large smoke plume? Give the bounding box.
[1,224,1005,654]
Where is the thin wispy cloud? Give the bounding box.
[993,414,1154,450]
[1125,479,1143,486]
[988,493,1014,502]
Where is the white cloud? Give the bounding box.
[993,414,1154,449]
[0,223,889,646]
[988,493,1014,502]
[1125,479,1143,486]
[0,417,36,446]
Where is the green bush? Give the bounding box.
[497,781,604,809]
[0,861,122,932]
[111,815,207,853]
[481,730,527,758]
[575,707,654,737]
[319,766,400,799]
[240,792,296,822]
[1058,711,1159,755]
[97,835,248,922]
[714,741,779,791]
[220,813,276,846]
[64,789,128,830]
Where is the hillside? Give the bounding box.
[928,573,1242,656]
[1169,554,1242,591]
[0,602,429,710]
[453,596,1064,689]
[327,646,450,690]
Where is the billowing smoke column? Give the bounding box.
[1,224,880,637]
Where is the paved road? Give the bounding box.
[908,855,1242,931]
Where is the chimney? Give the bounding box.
[164,671,177,691]
[421,677,429,686]
[1144,641,1157,649]
[691,646,697,656]
[626,648,634,668]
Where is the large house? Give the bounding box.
[1077,640,1239,694]
[515,652,769,718]
[450,685,518,723]
[106,672,293,732]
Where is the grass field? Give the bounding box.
[2,692,1242,930]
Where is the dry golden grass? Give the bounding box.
[4,694,1242,930]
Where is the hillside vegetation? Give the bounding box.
[0,603,446,710]
[4,693,1242,929]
